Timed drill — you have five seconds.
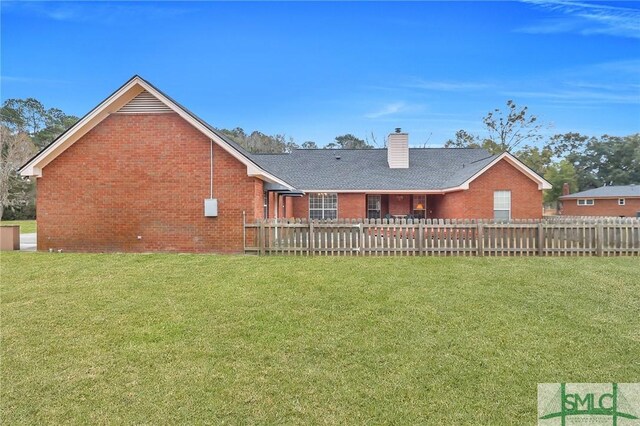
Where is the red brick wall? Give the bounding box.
[289,193,366,219]
[561,197,640,217]
[37,112,262,253]
[434,190,470,218]
[254,180,265,220]
[291,195,308,218]
[435,159,543,219]
[267,192,277,218]
[338,193,365,219]
[285,197,293,218]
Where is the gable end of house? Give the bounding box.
[19,75,294,190]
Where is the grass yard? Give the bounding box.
[1,254,639,424]
[0,220,36,234]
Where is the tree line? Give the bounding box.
[217,128,375,152]
[442,101,639,204]
[1,99,79,220]
[1,97,638,219]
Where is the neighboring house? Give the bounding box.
[20,76,551,253]
[558,184,640,218]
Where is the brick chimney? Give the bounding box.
[562,182,570,196]
[388,128,409,169]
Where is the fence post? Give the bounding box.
[242,211,246,254]
[359,223,365,256]
[537,223,544,256]
[417,222,424,255]
[477,222,484,256]
[596,223,604,257]
[309,221,315,256]
[259,220,265,256]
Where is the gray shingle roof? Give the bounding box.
[250,148,498,191]
[19,76,517,193]
[559,185,640,199]
[106,78,504,191]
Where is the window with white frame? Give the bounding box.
[577,199,594,206]
[619,198,625,206]
[494,190,511,221]
[412,194,427,219]
[367,195,381,219]
[309,193,338,220]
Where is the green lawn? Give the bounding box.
[0,219,36,234]
[1,254,638,424]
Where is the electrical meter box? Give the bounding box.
[204,199,218,217]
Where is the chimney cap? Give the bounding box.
[395,127,402,133]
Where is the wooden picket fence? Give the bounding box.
[243,217,640,256]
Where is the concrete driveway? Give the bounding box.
[20,233,37,251]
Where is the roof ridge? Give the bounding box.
[469,154,498,164]
[291,147,491,151]
[252,152,291,156]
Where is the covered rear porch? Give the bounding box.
[266,191,456,221]
[365,194,444,220]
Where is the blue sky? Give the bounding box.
[1,1,639,148]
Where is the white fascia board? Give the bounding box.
[21,76,294,190]
[20,79,144,176]
[301,189,455,194]
[246,164,295,189]
[459,152,552,190]
[559,195,640,200]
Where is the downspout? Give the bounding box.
[274,193,279,241]
[210,139,214,198]
[203,139,218,217]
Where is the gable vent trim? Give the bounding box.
[117,90,173,113]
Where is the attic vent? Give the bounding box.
[117,90,172,113]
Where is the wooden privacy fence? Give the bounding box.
[243,218,640,256]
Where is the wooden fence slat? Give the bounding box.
[596,223,604,257]
[537,223,544,256]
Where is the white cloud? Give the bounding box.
[518,0,640,38]
[500,58,640,105]
[592,59,640,75]
[405,79,492,91]
[364,102,406,119]
[501,89,639,104]
[2,2,194,24]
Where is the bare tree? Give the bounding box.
[365,132,382,148]
[483,100,544,152]
[0,127,36,218]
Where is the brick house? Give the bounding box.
[20,76,551,253]
[559,184,640,217]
